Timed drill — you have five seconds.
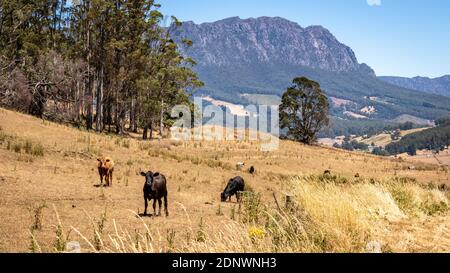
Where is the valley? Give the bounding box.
[0,108,449,253]
[170,17,450,125]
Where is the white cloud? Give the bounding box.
[367,0,382,6]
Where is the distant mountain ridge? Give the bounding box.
[171,16,374,74]
[379,75,450,97]
[169,16,450,122]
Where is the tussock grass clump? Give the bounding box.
[29,230,41,253]
[30,142,44,157]
[30,203,48,231]
[420,200,449,216]
[196,217,207,243]
[388,186,416,213]
[384,178,449,216]
[24,140,32,154]
[316,173,350,184]
[93,211,108,251]
[122,139,130,149]
[1,134,45,157]
[13,142,22,153]
[0,125,7,141]
[52,207,73,253]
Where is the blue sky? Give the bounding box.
[159,0,450,78]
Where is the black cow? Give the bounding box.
[221,176,245,202]
[140,171,169,217]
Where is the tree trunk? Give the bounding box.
[149,121,153,140]
[142,124,148,140]
[29,85,46,118]
[75,80,81,127]
[130,96,138,133]
[86,97,93,130]
[95,66,104,132]
[116,107,125,135]
[85,15,93,130]
[159,99,164,138]
[103,99,110,132]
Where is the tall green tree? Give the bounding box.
[0,0,71,117]
[1,0,203,138]
[279,77,330,144]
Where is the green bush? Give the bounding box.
[420,200,449,216]
[240,191,262,224]
[389,187,416,213]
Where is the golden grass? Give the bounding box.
[357,127,430,148]
[0,108,449,253]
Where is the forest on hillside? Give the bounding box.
[0,0,202,138]
[385,117,450,155]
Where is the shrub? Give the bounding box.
[0,130,6,144]
[240,191,262,224]
[317,173,349,184]
[122,139,130,149]
[31,143,44,157]
[13,142,22,153]
[420,200,449,216]
[389,186,416,213]
[93,211,107,251]
[30,203,47,231]
[196,217,206,243]
[24,140,32,154]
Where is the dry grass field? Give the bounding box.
[406,152,450,167]
[0,108,449,253]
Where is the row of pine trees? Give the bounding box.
[0,0,203,139]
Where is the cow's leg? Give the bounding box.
[236,192,241,203]
[164,195,169,217]
[144,196,148,216]
[98,170,103,186]
[152,199,156,216]
[157,199,162,216]
[108,171,113,187]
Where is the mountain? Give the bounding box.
[169,17,450,122]
[379,75,450,97]
[171,16,372,74]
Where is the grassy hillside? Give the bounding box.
[386,125,450,155]
[0,108,449,253]
[355,128,430,148]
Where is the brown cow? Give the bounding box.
[97,157,114,187]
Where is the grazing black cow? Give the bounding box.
[140,171,168,217]
[221,176,245,202]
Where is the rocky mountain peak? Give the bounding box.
[169,16,372,74]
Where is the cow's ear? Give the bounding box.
[140,172,146,177]
[153,172,160,177]
[105,159,110,162]
[97,158,101,162]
